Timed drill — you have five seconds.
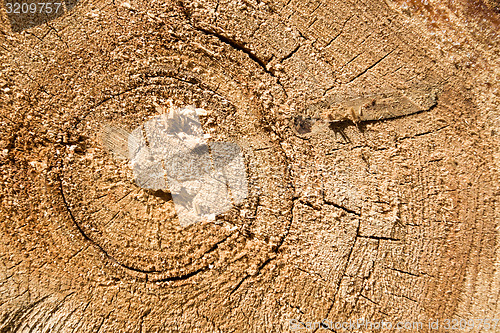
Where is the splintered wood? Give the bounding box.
[308,90,437,124]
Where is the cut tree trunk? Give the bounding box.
[0,0,498,332]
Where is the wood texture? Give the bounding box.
[0,0,498,331]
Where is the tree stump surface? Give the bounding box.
[0,0,499,331]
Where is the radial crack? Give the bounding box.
[191,25,272,76]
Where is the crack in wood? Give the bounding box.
[57,173,221,281]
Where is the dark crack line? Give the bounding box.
[201,232,235,258]
[357,234,400,242]
[360,294,379,305]
[56,173,217,281]
[254,146,272,151]
[307,17,318,29]
[323,198,361,216]
[298,199,322,211]
[347,48,396,84]
[188,24,289,98]
[46,22,69,49]
[298,195,361,221]
[94,311,111,333]
[191,25,271,74]
[296,265,326,281]
[336,51,363,73]
[387,266,420,277]
[229,274,251,296]
[280,44,301,63]
[138,307,151,333]
[397,124,449,141]
[325,15,355,48]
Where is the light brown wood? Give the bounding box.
[0,0,498,331]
